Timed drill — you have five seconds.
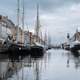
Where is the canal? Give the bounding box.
[0,49,80,80]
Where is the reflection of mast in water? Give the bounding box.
[35,61,40,80]
[67,52,70,68]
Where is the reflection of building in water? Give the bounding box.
[0,60,23,80]
[73,57,80,69]
[0,61,9,79]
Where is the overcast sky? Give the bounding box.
[0,0,80,44]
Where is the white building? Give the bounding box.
[24,31,30,46]
[0,15,16,45]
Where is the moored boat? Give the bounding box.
[70,40,80,52]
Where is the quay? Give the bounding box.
[0,3,52,78]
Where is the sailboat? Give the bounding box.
[30,4,44,58]
[7,0,31,57]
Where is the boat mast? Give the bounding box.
[16,0,20,43]
[21,0,24,45]
[75,28,78,41]
[35,4,40,42]
[48,34,51,46]
[44,31,47,45]
[22,0,24,30]
[40,31,42,44]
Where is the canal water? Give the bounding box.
[0,49,80,80]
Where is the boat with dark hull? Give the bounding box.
[70,41,80,52]
[64,30,80,52]
[30,45,44,58]
[4,42,44,59]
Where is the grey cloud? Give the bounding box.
[37,0,80,12]
[1,0,80,12]
[1,0,80,43]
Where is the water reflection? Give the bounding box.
[0,49,80,80]
[66,51,80,69]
